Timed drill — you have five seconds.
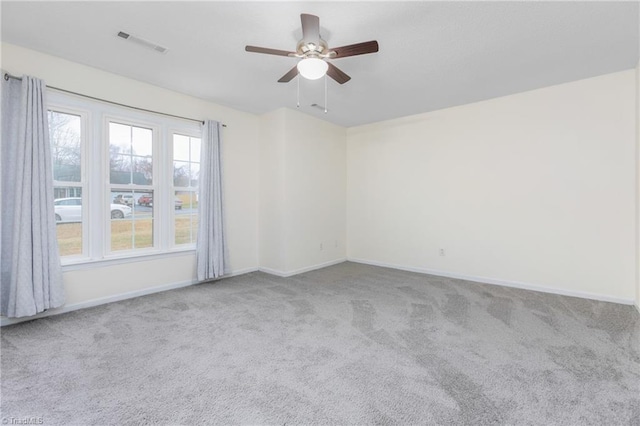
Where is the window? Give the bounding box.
[50,109,85,258]
[108,121,155,252]
[172,134,200,245]
[48,92,201,265]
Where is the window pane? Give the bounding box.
[110,154,131,184]
[173,134,190,161]
[131,127,152,157]
[54,187,82,256]
[111,218,132,251]
[190,213,199,243]
[109,122,131,153]
[173,161,190,187]
[134,219,154,249]
[190,162,200,188]
[110,190,153,251]
[110,122,153,184]
[175,191,197,245]
[49,111,81,182]
[132,156,152,185]
[190,138,201,163]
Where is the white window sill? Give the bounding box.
[61,248,196,272]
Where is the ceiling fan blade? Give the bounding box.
[278,66,299,83]
[326,63,351,84]
[330,40,379,58]
[245,45,295,57]
[301,13,320,44]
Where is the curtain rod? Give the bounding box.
[3,72,227,128]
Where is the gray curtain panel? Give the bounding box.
[1,75,65,318]
[196,120,228,281]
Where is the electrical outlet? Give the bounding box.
[439,248,445,256]
[320,242,324,251]
[334,240,338,248]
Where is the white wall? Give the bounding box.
[259,108,347,275]
[2,43,260,307]
[259,109,287,272]
[282,108,346,273]
[347,70,637,303]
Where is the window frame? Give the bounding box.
[104,115,160,256]
[170,128,202,248]
[48,104,90,261]
[47,90,202,267]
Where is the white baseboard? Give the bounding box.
[5,258,633,326]
[0,267,259,327]
[259,258,347,278]
[258,267,289,277]
[348,257,636,306]
[224,267,260,277]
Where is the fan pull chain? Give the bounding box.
[297,75,300,108]
[324,74,328,114]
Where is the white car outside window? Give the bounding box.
[54,198,132,222]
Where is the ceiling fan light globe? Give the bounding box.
[297,58,328,80]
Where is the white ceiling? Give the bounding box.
[2,1,638,127]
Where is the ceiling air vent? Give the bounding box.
[117,31,168,54]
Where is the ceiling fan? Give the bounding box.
[245,13,379,84]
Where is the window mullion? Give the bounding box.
[98,113,109,259]
[167,125,173,250]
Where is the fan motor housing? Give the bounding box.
[297,39,328,56]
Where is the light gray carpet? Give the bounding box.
[2,262,639,425]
